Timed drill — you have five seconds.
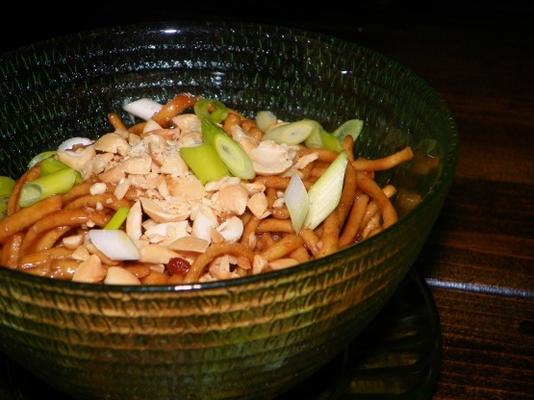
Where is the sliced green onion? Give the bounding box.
[39,157,69,176]
[201,119,223,145]
[105,207,130,230]
[304,152,348,230]
[0,176,15,198]
[284,174,309,232]
[89,229,140,261]
[194,99,229,123]
[263,119,319,145]
[320,131,343,152]
[333,119,364,142]
[74,171,83,184]
[39,158,82,183]
[200,119,255,180]
[304,122,324,148]
[213,132,255,180]
[19,168,79,208]
[180,144,230,184]
[255,111,277,132]
[27,151,56,169]
[0,197,7,219]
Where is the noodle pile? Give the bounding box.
[0,94,414,285]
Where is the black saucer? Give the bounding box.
[0,270,440,399]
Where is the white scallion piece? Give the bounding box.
[284,173,310,233]
[255,111,277,132]
[58,137,93,152]
[304,153,348,230]
[123,98,163,121]
[88,229,140,261]
[332,119,364,142]
[263,119,319,145]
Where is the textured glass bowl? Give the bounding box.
[0,22,458,400]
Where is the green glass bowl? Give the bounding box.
[0,22,458,400]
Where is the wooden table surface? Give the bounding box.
[1,4,533,400]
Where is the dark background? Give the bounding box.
[1,1,532,54]
[2,1,531,117]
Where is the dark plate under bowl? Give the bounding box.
[0,22,457,399]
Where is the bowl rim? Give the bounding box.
[0,21,459,293]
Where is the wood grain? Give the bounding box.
[431,288,534,400]
[417,179,534,296]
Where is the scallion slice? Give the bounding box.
[104,207,130,230]
[89,229,140,261]
[255,111,277,132]
[27,151,56,169]
[19,168,79,208]
[304,152,348,230]
[332,119,364,142]
[194,99,229,123]
[0,176,15,198]
[284,174,310,232]
[263,119,319,145]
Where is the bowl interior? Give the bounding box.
[0,22,457,193]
